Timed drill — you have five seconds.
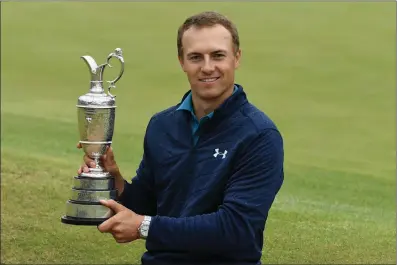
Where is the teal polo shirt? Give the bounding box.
[177,85,238,144]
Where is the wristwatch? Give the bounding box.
[138,216,152,239]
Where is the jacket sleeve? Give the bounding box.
[118,119,157,216]
[145,128,284,254]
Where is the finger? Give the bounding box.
[111,233,125,243]
[111,231,132,244]
[83,155,96,168]
[100,199,125,213]
[83,165,90,173]
[77,164,89,174]
[107,146,114,158]
[101,146,112,161]
[101,153,107,164]
[76,142,82,149]
[116,238,131,244]
[97,217,116,233]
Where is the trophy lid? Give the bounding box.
[77,48,124,108]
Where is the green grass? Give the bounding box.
[1,2,395,264]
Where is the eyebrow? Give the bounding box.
[186,52,201,57]
[211,50,227,54]
[186,50,227,57]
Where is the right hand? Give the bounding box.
[77,143,120,176]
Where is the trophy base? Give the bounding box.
[62,169,119,226]
[61,200,116,226]
[61,215,108,226]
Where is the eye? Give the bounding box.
[189,55,201,61]
[213,53,225,60]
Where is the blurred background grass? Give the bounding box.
[1,2,395,264]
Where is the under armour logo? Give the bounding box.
[213,148,228,159]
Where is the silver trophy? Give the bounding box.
[61,48,125,226]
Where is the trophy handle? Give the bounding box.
[105,48,125,98]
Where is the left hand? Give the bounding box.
[97,199,144,243]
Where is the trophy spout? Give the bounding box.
[81,56,108,95]
[81,56,103,82]
[80,49,124,96]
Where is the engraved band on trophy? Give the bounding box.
[61,48,125,226]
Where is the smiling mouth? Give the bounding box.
[199,77,220,83]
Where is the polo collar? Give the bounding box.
[177,84,242,120]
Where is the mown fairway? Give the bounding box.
[1,2,395,264]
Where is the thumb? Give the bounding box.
[100,199,125,213]
[101,146,114,163]
[106,146,115,160]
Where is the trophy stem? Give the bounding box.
[94,157,102,171]
[88,156,106,174]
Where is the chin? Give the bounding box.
[196,87,225,100]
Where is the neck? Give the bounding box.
[192,85,234,120]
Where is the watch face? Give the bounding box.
[140,223,149,237]
[139,216,151,238]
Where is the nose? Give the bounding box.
[201,57,215,74]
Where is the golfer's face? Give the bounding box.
[179,24,241,100]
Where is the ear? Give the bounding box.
[234,49,242,69]
[178,55,187,72]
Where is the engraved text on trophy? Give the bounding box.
[78,107,115,158]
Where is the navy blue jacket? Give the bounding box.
[119,84,284,265]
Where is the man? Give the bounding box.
[78,11,284,265]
